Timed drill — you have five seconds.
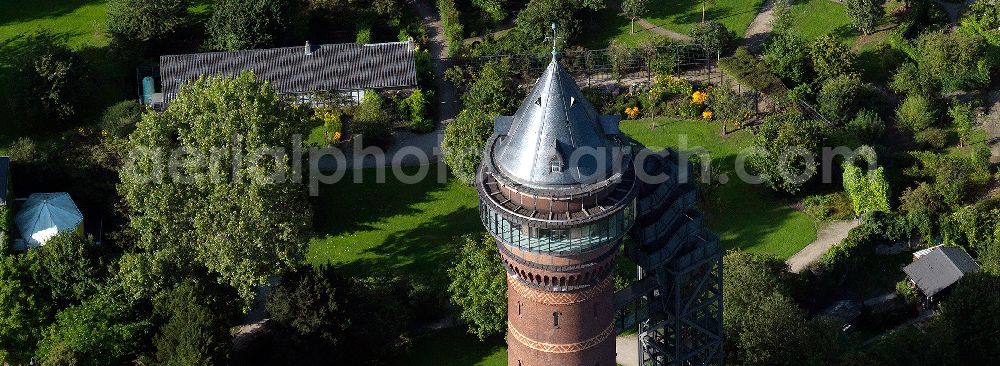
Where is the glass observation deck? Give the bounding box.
[480,199,636,254]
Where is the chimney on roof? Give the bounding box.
[304,41,312,55]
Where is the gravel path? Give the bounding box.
[634,18,692,41]
[786,220,859,273]
[616,335,640,366]
[743,0,788,52]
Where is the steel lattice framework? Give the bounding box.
[614,145,724,366]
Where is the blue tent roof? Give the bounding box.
[15,193,83,247]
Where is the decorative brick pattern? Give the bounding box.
[507,274,614,305]
[509,321,616,354]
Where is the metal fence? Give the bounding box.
[446,44,715,88]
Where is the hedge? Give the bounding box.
[437,0,464,57]
[718,47,787,97]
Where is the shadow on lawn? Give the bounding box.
[0,0,105,27]
[312,166,451,237]
[337,206,482,284]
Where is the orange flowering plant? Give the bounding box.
[625,106,640,119]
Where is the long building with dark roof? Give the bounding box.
[147,41,418,106]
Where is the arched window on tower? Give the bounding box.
[553,311,561,328]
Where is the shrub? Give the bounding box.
[948,101,976,146]
[438,0,464,56]
[803,193,855,221]
[99,100,144,138]
[817,74,871,125]
[810,35,856,81]
[688,21,736,55]
[719,47,787,96]
[899,182,943,239]
[442,109,493,185]
[355,24,372,44]
[848,109,885,143]
[764,32,811,85]
[351,91,394,146]
[889,62,941,99]
[400,89,434,132]
[747,111,829,194]
[895,95,937,133]
[916,31,992,92]
[915,127,948,149]
[844,0,884,35]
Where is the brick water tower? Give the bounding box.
[476,55,638,366]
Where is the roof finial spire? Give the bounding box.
[545,23,560,60]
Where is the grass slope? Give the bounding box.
[644,0,765,36]
[0,0,109,48]
[621,118,817,259]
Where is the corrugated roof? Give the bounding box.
[903,246,980,297]
[159,41,417,102]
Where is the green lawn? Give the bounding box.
[788,0,859,43]
[644,0,765,36]
[586,7,665,48]
[621,118,818,259]
[399,328,507,366]
[0,0,109,48]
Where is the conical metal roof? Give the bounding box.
[494,58,619,188]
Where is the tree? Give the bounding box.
[764,32,811,85]
[938,272,1000,365]
[34,295,148,366]
[844,0,884,35]
[399,89,434,132]
[622,0,648,34]
[443,61,517,185]
[747,111,829,195]
[119,71,313,306]
[899,182,943,239]
[514,0,603,46]
[688,21,735,55]
[206,0,291,50]
[471,0,508,22]
[152,281,232,366]
[915,31,992,92]
[817,74,872,125]
[10,32,82,128]
[107,0,189,44]
[0,253,52,365]
[267,265,348,343]
[889,62,941,99]
[443,109,493,185]
[351,90,394,146]
[35,231,102,306]
[448,234,506,340]
[809,35,855,82]
[722,252,811,366]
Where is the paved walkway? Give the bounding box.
[786,220,859,273]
